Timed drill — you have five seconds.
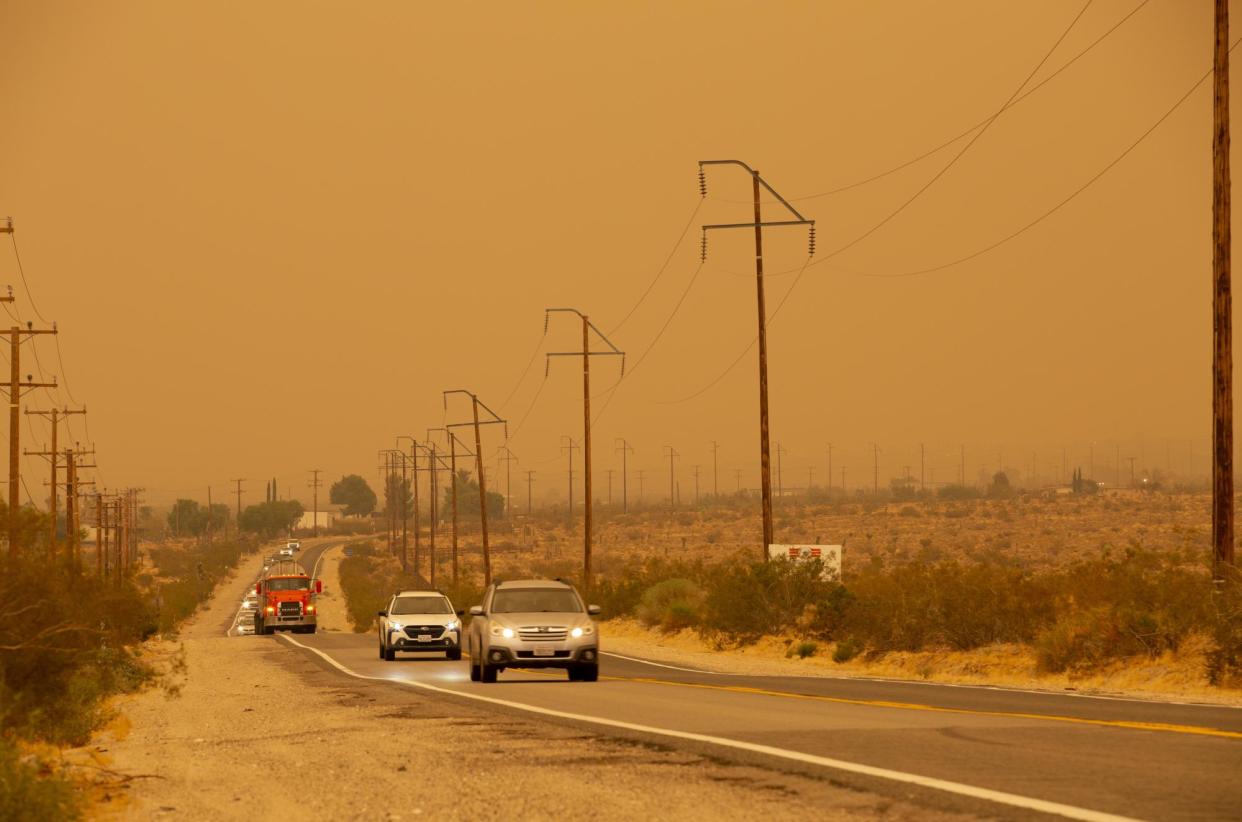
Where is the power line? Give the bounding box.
[608,199,703,334]
[8,233,51,324]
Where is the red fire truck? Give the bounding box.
[253,559,321,635]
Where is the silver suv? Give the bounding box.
[377,590,464,661]
[467,579,600,683]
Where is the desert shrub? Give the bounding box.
[338,541,430,631]
[794,640,818,659]
[832,637,862,663]
[635,579,705,632]
[701,559,848,645]
[0,738,79,821]
[897,506,920,518]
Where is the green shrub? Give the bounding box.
[832,637,862,663]
[0,738,79,821]
[794,640,818,659]
[635,579,705,632]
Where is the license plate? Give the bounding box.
[417,634,432,642]
[533,647,554,657]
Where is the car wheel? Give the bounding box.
[469,658,480,681]
[581,664,599,682]
[567,666,581,682]
[481,663,498,683]
[384,644,396,662]
[447,648,462,661]
[378,642,385,660]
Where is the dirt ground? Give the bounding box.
[77,544,973,820]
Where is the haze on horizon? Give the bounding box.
[0,0,1228,505]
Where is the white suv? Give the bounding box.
[377,590,463,661]
[467,579,600,683]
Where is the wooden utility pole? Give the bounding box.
[545,309,623,592]
[775,442,786,499]
[1214,0,1235,578]
[444,391,506,587]
[307,469,321,538]
[562,436,579,516]
[498,446,518,516]
[710,440,720,497]
[25,406,85,552]
[615,438,633,513]
[664,446,679,510]
[446,431,475,587]
[230,478,245,535]
[5,322,57,555]
[827,443,833,491]
[699,161,814,560]
[693,464,701,505]
[525,469,535,514]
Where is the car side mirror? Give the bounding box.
[315,580,323,594]
[255,583,262,595]
[469,605,483,616]
[456,609,465,617]
[587,605,601,616]
[377,610,387,617]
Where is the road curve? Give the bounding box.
[263,625,1242,821]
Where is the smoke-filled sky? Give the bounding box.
[0,1,1232,504]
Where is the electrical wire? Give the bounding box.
[609,199,703,335]
[504,374,548,444]
[498,332,546,412]
[8,234,51,324]
[656,256,814,405]
[821,0,1095,262]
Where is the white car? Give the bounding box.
[279,547,294,558]
[235,614,255,635]
[240,596,258,611]
[377,590,463,661]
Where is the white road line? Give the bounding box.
[601,651,745,675]
[278,634,1142,822]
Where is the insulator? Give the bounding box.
[808,225,817,257]
[698,168,707,198]
[700,232,708,262]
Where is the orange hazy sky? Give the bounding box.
[0,1,1232,504]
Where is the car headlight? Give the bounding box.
[445,620,459,632]
[306,604,316,614]
[571,625,594,638]
[389,622,403,632]
[265,606,275,614]
[490,625,515,638]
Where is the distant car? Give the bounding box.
[279,547,294,558]
[377,590,463,661]
[466,579,600,683]
[240,596,258,611]
[286,540,301,552]
[235,614,255,635]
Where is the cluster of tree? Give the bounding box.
[1071,467,1099,495]
[166,499,229,537]
[239,499,304,539]
[441,469,504,521]
[330,474,376,516]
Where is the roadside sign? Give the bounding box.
[767,544,842,579]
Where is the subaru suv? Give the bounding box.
[467,579,600,683]
[377,590,463,661]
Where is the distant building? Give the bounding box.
[297,504,344,531]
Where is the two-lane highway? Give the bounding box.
[271,627,1242,820]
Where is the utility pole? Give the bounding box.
[664,446,679,510]
[734,468,742,493]
[561,436,579,516]
[807,465,814,495]
[699,160,815,561]
[1215,0,1235,578]
[693,464,701,505]
[637,469,646,505]
[777,443,788,499]
[615,438,633,513]
[444,390,506,587]
[25,406,85,552]
[398,436,421,573]
[206,485,213,542]
[826,443,833,491]
[525,470,536,515]
[418,434,444,583]
[545,308,624,593]
[307,469,322,538]
[920,443,925,493]
[710,440,720,497]
[497,446,519,516]
[606,468,614,506]
[230,478,245,533]
[960,445,966,486]
[841,465,847,492]
[4,319,58,555]
[448,431,475,587]
[1128,456,1137,488]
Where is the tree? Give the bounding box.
[443,469,504,520]
[383,474,413,517]
[330,474,377,516]
[166,499,225,536]
[239,500,304,539]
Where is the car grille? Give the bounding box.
[278,602,301,617]
[516,650,571,659]
[519,626,568,642]
[403,625,445,638]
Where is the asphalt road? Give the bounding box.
[226,554,1242,821]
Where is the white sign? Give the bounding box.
[768,544,842,579]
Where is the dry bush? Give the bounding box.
[634,579,705,632]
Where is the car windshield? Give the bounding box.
[266,578,309,591]
[492,589,581,614]
[391,596,451,615]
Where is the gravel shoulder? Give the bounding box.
[81,544,967,820]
